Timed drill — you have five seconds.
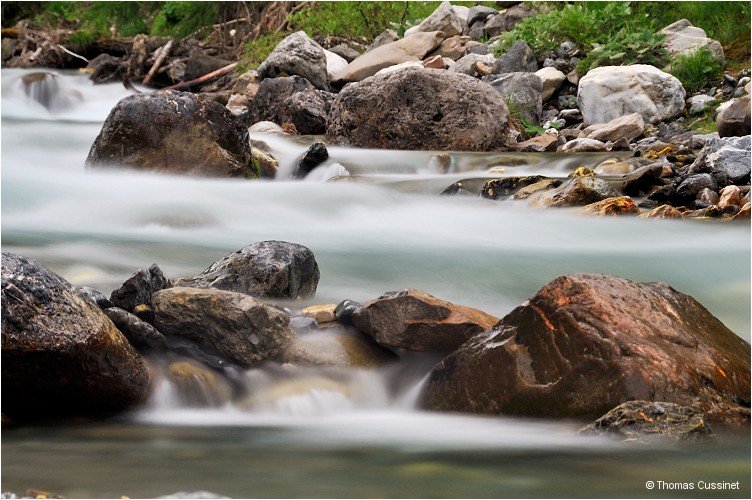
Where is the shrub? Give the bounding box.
[669,46,725,93]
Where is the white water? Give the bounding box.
[1,69,750,498]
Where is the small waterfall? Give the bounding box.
[20,71,83,113]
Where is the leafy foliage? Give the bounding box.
[669,46,725,93]
[151,2,218,38]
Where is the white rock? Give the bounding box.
[577,65,686,125]
[661,19,725,65]
[580,113,646,142]
[535,67,566,102]
[324,49,348,80]
[406,1,464,37]
[375,61,424,76]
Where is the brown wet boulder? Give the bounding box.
[280,326,398,368]
[351,288,499,354]
[420,274,750,427]
[1,253,151,421]
[86,91,257,178]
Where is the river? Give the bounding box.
[1,68,749,498]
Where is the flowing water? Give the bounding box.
[1,69,750,498]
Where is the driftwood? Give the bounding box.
[142,39,173,85]
[56,44,89,63]
[162,62,238,91]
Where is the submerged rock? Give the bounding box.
[351,288,499,354]
[176,241,320,299]
[280,326,398,368]
[420,273,750,427]
[165,359,234,407]
[1,253,150,421]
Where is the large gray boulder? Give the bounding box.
[250,75,333,135]
[152,287,295,367]
[86,91,256,178]
[660,19,725,65]
[577,65,686,125]
[176,241,320,300]
[485,72,543,125]
[420,273,751,427]
[327,67,510,151]
[257,31,329,91]
[2,253,151,421]
[492,40,537,73]
[687,135,751,185]
[716,96,751,138]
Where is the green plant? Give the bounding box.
[576,28,668,75]
[669,46,725,93]
[238,32,287,73]
[151,2,219,38]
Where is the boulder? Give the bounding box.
[581,401,714,442]
[530,176,621,208]
[280,327,398,368]
[176,241,320,300]
[660,19,725,65]
[420,274,751,427]
[292,141,329,179]
[103,307,168,352]
[535,67,566,102]
[687,135,751,185]
[328,67,510,151]
[257,31,329,91]
[1,253,150,420]
[250,75,333,135]
[577,65,686,125]
[351,288,499,354]
[716,95,751,138]
[86,53,124,84]
[467,5,499,26]
[429,35,471,60]
[165,359,234,407]
[324,49,349,80]
[152,287,295,367]
[404,1,464,38]
[492,40,537,73]
[483,4,536,37]
[332,31,445,85]
[579,113,646,143]
[110,263,172,313]
[485,72,542,124]
[515,134,558,152]
[86,91,256,178]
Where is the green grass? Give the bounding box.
[669,46,725,93]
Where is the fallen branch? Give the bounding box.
[161,62,238,91]
[56,44,89,63]
[142,39,173,86]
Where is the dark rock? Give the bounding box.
[257,31,329,91]
[467,5,499,26]
[483,5,536,37]
[676,173,717,199]
[104,307,168,351]
[485,72,542,124]
[86,53,123,84]
[420,273,751,427]
[176,241,320,300]
[328,43,361,62]
[687,135,751,185]
[183,53,234,82]
[468,20,487,41]
[717,95,751,137]
[481,175,548,200]
[492,40,537,73]
[1,253,150,421]
[86,91,257,178]
[351,288,499,354]
[292,141,329,179]
[110,263,172,313]
[617,162,672,197]
[152,286,295,367]
[581,401,713,441]
[366,29,400,52]
[327,68,510,151]
[334,299,362,324]
[250,75,332,135]
[530,176,621,208]
[76,286,113,309]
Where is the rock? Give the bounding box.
[640,204,685,219]
[183,53,234,82]
[481,176,549,199]
[375,61,424,76]
[580,113,645,143]
[687,135,751,185]
[292,141,329,179]
[452,53,496,77]
[421,55,446,69]
[327,67,510,151]
[733,202,751,220]
[257,31,329,91]
[86,53,123,84]
[513,178,562,199]
[530,176,621,208]
[558,138,609,152]
[103,307,168,351]
[535,67,566,102]
[492,40,537,74]
[351,288,499,354]
[617,162,672,196]
[367,29,400,52]
[483,4,536,38]
[334,299,362,324]
[660,19,725,65]
[250,75,333,136]
[252,147,279,178]
[716,95,751,137]
[1,253,150,420]
[485,72,542,125]
[581,401,713,441]
[687,94,717,115]
[718,185,742,208]
[110,263,172,313]
[165,359,233,407]
[405,1,464,38]
[581,196,640,216]
[420,273,751,426]
[76,286,113,309]
[698,187,721,205]
[152,287,295,367]
[176,241,320,299]
[676,173,717,199]
[324,49,348,80]
[429,35,470,60]
[301,304,337,323]
[86,91,256,178]
[280,326,397,368]
[328,43,361,62]
[333,31,445,85]
[515,134,558,152]
[467,5,498,26]
[577,65,686,125]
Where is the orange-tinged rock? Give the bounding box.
[582,196,640,216]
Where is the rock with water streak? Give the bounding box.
[152,287,295,367]
[86,91,256,178]
[1,253,150,421]
[577,65,685,125]
[328,67,510,151]
[250,75,333,135]
[176,241,319,299]
[110,263,172,313]
[581,196,640,216]
[420,273,751,427]
[257,31,329,90]
[530,176,621,208]
[351,288,499,354]
[281,326,398,368]
[165,359,233,407]
[581,400,714,442]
